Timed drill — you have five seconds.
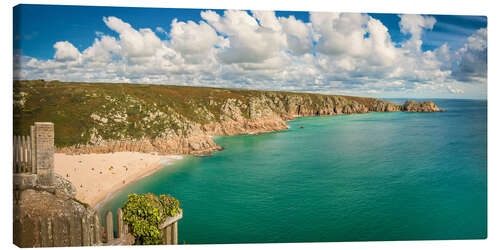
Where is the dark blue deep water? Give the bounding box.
[99,99,487,243]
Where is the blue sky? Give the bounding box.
[13,4,487,99]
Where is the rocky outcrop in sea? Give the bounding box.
[402,100,444,112]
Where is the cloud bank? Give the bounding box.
[14,11,487,98]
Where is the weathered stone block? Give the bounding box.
[93,213,101,245]
[105,210,114,243]
[13,173,37,190]
[116,208,124,238]
[35,122,55,187]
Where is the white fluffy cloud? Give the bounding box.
[278,15,313,55]
[169,19,222,64]
[399,14,436,38]
[452,28,487,83]
[103,16,162,59]
[201,10,287,64]
[399,14,436,50]
[53,41,81,62]
[14,12,487,98]
[82,35,120,63]
[310,12,399,67]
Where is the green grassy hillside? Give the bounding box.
[14,80,394,148]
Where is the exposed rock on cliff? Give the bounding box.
[403,100,443,112]
[371,100,402,112]
[58,125,222,156]
[54,173,77,198]
[14,80,443,156]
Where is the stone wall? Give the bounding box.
[14,190,180,247]
[13,122,55,190]
[13,122,182,247]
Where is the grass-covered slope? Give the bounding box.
[13,80,403,153]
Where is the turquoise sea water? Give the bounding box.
[98,99,487,243]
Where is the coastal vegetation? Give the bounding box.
[121,193,181,245]
[14,80,441,156]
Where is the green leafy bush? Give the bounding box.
[121,193,181,245]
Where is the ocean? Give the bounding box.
[98,99,487,243]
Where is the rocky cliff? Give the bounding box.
[402,100,445,112]
[14,80,443,156]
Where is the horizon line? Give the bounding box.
[13,78,487,101]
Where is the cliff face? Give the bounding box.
[402,100,444,112]
[14,80,442,155]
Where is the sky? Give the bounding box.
[13,4,487,99]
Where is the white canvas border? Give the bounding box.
[1,1,497,250]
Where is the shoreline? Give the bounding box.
[54,152,183,208]
[54,108,443,209]
[92,159,170,210]
[63,116,333,209]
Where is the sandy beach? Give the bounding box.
[54,152,182,207]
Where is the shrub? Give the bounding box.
[121,193,181,245]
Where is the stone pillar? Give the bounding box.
[34,122,55,187]
[172,221,178,245]
[116,208,124,238]
[105,211,114,243]
[93,214,101,245]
